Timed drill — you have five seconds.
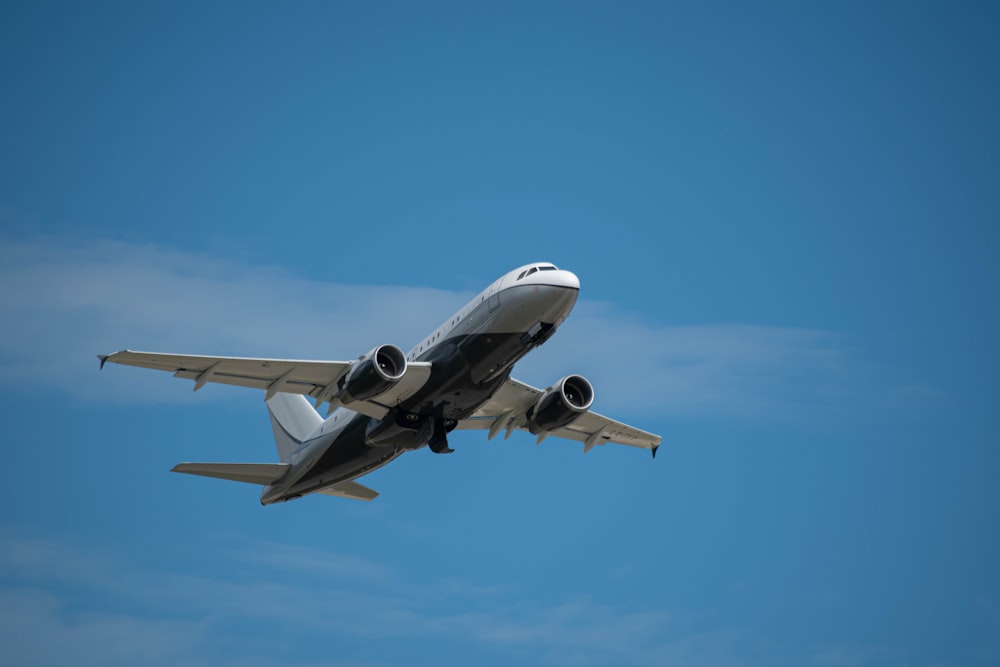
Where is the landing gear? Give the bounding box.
[427,417,457,454]
[428,434,453,454]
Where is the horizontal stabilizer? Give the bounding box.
[318,479,379,501]
[171,462,290,485]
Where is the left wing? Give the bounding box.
[99,350,431,419]
[456,376,662,456]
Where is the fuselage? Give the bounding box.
[260,263,580,504]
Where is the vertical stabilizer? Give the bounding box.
[267,393,323,461]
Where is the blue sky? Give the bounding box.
[1,2,998,665]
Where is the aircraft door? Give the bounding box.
[487,278,501,312]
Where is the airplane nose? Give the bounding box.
[555,269,580,290]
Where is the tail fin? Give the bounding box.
[267,393,323,461]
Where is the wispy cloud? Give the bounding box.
[238,539,395,582]
[0,530,749,667]
[0,236,892,417]
[517,310,858,418]
[0,236,469,404]
[0,589,203,667]
[4,528,925,667]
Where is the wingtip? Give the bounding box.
[97,349,131,369]
[651,444,659,460]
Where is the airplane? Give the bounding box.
[99,263,661,504]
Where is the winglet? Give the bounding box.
[97,354,109,370]
[651,444,659,460]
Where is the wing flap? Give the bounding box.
[171,462,291,485]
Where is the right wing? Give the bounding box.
[99,350,431,419]
[457,376,662,454]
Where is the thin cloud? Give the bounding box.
[0,236,886,418]
[237,539,395,582]
[0,589,202,667]
[518,313,859,418]
[0,530,747,667]
[2,529,917,667]
[0,236,468,405]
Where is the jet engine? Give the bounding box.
[340,344,408,403]
[526,375,594,434]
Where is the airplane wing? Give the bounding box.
[456,376,662,455]
[99,350,431,419]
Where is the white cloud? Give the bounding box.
[0,236,468,405]
[516,311,857,418]
[0,589,202,667]
[0,236,882,418]
[0,530,747,667]
[4,529,929,667]
[239,539,395,582]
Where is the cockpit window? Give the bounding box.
[517,264,557,280]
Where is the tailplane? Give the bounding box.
[170,463,379,501]
[267,393,323,461]
[171,462,290,485]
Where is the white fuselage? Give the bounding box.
[260,263,580,503]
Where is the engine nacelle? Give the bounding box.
[340,344,407,403]
[526,375,594,434]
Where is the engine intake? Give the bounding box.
[526,375,594,434]
[340,344,407,403]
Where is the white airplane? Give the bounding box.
[100,263,661,503]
